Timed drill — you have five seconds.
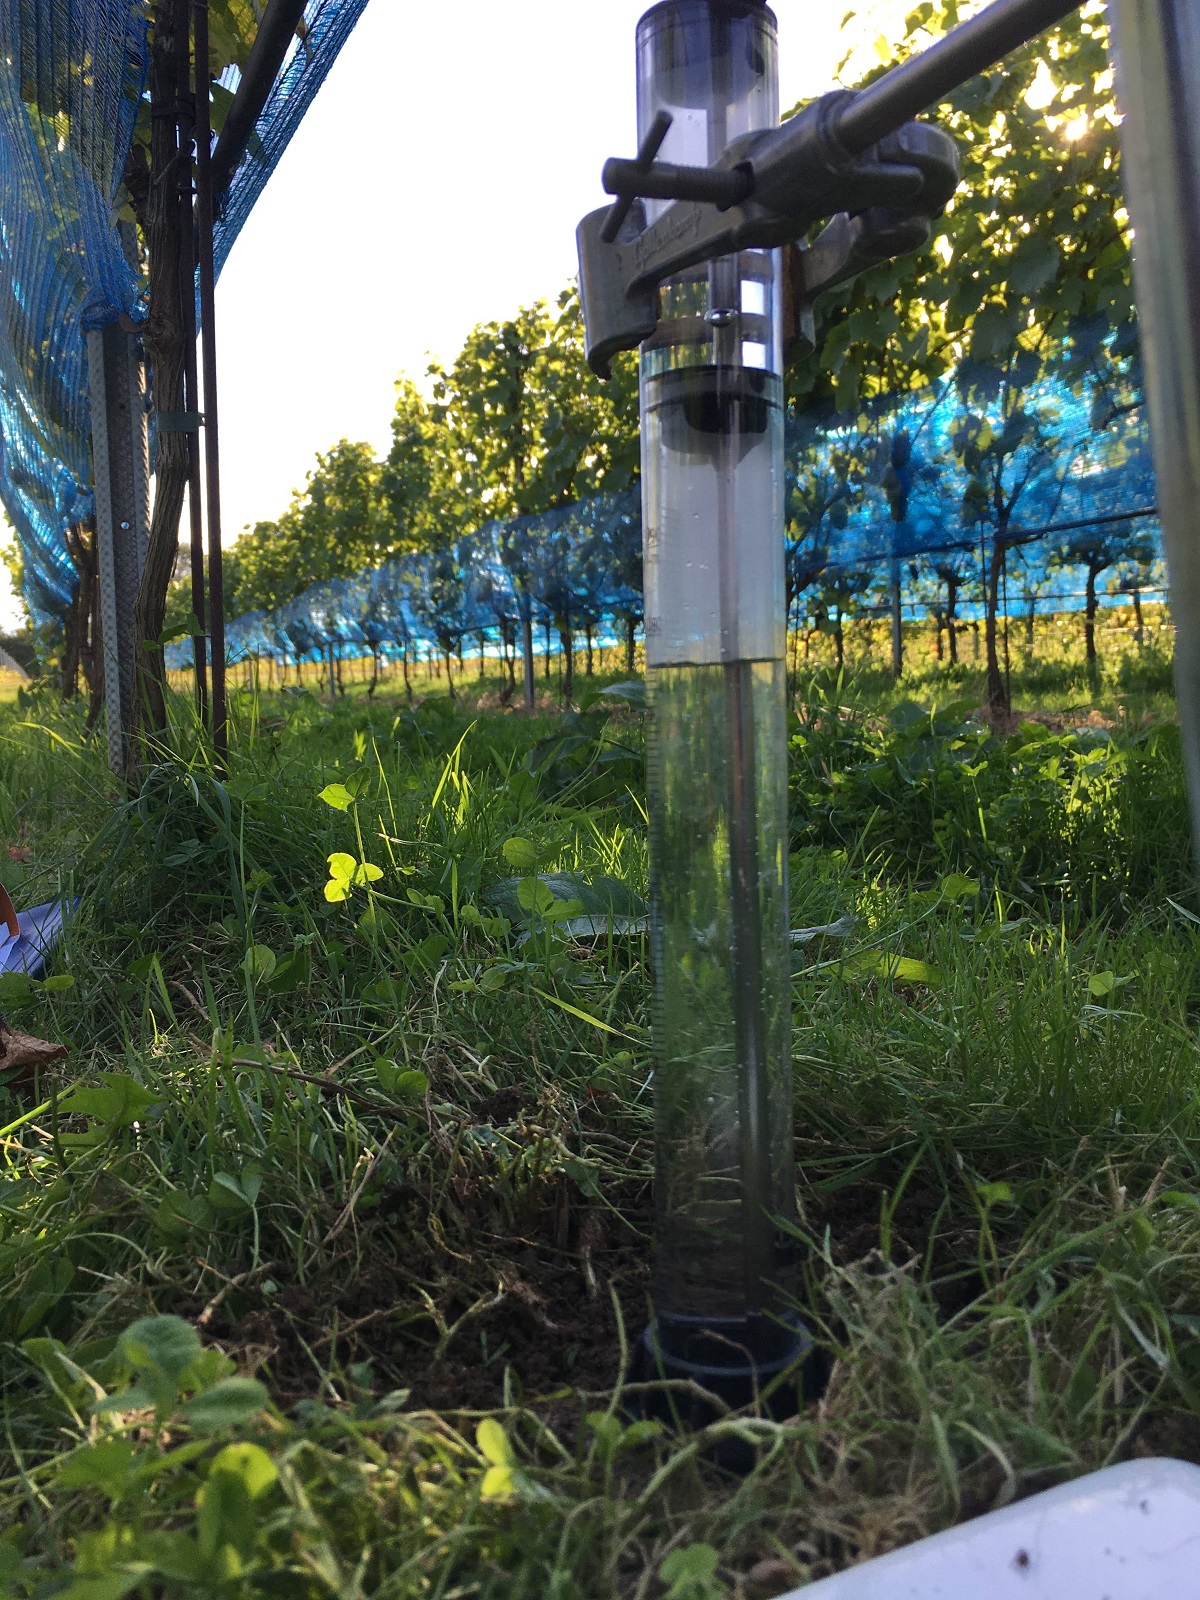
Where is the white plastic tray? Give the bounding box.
[783,1458,1200,1598]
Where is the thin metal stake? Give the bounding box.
[1002,543,1012,705]
[522,607,536,712]
[177,0,208,728]
[193,0,227,764]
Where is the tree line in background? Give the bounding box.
[188,1,1134,717]
[211,293,640,621]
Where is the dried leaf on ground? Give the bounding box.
[0,1016,68,1090]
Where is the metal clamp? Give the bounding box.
[577,91,958,378]
[576,0,1094,377]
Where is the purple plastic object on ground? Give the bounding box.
[0,901,74,979]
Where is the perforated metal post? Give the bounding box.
[1109,0,1200,863]
[88,324,149,773]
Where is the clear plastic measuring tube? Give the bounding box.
[636,0,801,1387]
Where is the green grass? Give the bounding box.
[1,647,1200,1597]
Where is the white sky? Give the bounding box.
[0,1,868,631]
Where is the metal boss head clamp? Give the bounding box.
[577,73,959,379]
[577,0,1092,379]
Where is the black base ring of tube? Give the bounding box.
[631,1311,827,1466]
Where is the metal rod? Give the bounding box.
[725,660,772,1316]
[193,0,228,764]
[603,155,751,209]
[177,0,208,729]
[708,339,774,1319]
[1002,545,1012,700]
[601,109,673,243]
[209,0,308,202]
[87,329,123,775]
[521,610,536,712]
[836,0,1084,152]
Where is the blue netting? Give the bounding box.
[785,372,1157,576]
[0,0,367,625]
[168,490,644,671]
[173,375,1166,677]
[213,0,371,279]
[0,0,148,621]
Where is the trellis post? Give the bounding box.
[88,324,149,774]
[1109,0,1200,860]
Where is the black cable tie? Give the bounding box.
[156,411,204,433]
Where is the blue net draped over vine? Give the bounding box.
[782,372,1163,623]
[213,0,371,278]
[184,490,646,671]
[785,374,1157,572]
[0,0,368,624]
[174,374,1166,677]
[0,0,148,621]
